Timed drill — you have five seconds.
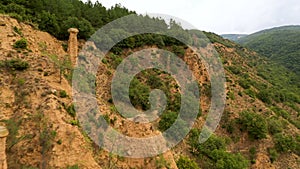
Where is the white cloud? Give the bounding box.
[85,0,300,34]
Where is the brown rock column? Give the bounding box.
[67,28,79,65]
[0,126,9,169]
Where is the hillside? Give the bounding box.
[0,15,101,168]
[0,1,299,169]
[237,25,300,75]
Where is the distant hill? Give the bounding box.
[237,25,300,75]
[221,34,248,41]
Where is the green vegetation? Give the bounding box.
[238,26,300,75]
[274,133,297,153]
[13,38,28,49]
[49,55,72,83]
[155,154,170,169]
[65,104,76,118]
[188,129,248,169]
[3,118,22,150]
[267,117,283,135]
[267,148,279,163]
[59,90,68,98]
[237,111,267,140]
[0,59,29,71]
[13,26,23,36]
[158,111,177,131]
[66,165,80,169]
[176,156,200,169]
[249,147,257,164]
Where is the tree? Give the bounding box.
[37,10,60,37]
[176,156,200,169]
[49,55,72,83]
[61,17,94,40]
[210,150,249,169]
[238,111,268,139]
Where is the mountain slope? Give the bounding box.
[237,25,300,75]
[0,15,100,169]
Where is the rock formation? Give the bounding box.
[0,126,8,169]
[67,28,79,65]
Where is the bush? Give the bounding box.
[238,111,268,139]
[176,156,200,169]
[188,129,248,169]
[257,90,272,104]
[274,133,296,153]
[129,77,151,110]
[238,78,251,89]
[267,148,279,163]
[228,66,242,75]
[14,38,28,49]
[158,111,177,131]
[13,26,23,36]
[59,90,68,98]
[66,104,76,118]
[188,129,226,156]
[244,89,256,98]
[210,150,249,169]
[268,118,283,135]
[67,164,80,169]
[249,147,257,164]
[270,106,290,119]
[1,59,29,71]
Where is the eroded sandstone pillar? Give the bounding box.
[0,126,9,169]
[67,28,79,65]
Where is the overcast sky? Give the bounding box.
[85,0,300,34]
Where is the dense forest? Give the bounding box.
[0,0,135,39]
[0,0,193,52]
[237,26,300,75]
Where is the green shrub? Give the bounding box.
[257,90,272,104]
[13,26,23,36]
[249,147,257,164]
[1,59,29,71]
[227,66,242,75]
[188,129,248,169]
[270,106,290,119]
[244,89,256,98]
[66,104,76,117]
[59,90,68,98]
[129,77,151,110]
[176,156,200,169]
[268,118,283,135]
[274,133,296,153]
[67,164,80,169]
[227,91,235,100]
[188,129,226,156]
[238,78,251,89]
[69,120,79,126]
[238,111,268,139]
[158,111,177,131]
[17,78,26,86]
[210,150,249,169]
[267,148,279,163]
[14,38,28,49]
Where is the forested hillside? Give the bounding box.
[237,26,300,75]
[0,0,135,39]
